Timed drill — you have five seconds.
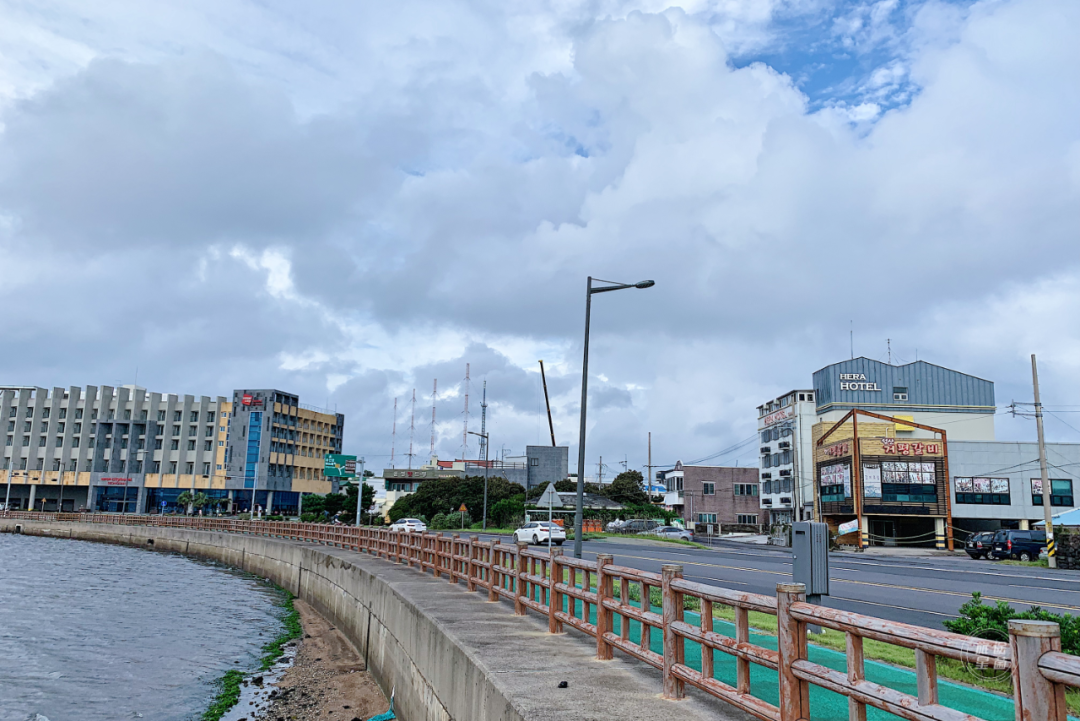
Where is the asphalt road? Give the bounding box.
[475,533,1080,630]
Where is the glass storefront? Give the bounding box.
[94,486,138,513]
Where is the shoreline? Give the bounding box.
[232,598,390,721]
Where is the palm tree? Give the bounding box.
[177,490,195,515]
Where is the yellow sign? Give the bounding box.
[458,503,468,513]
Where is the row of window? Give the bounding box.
[762,479,792,494]
[952,477,1074,507]
[760,426,793,443]
[0,457,213,474]
[762,451,792,468]
[734,483,758,496]
[7,406,223,423]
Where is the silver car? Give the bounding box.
[640,525,693,542]
[514,521,566,545]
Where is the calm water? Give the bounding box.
[0,534,287,721]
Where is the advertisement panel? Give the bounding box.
[324,454,357,478]
[863,465,881,498]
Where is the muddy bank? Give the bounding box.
[257,599,390,721]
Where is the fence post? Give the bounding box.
[393,531,402,564]
[549,549,563,634]
[514,542,528,614]
[467,535,478,592]
[596,554,614,660]
[662,564,685,699]
[777,582,810,721]
[1010,619,1066,721]
[450,534,460,584]
[488,543,500,602]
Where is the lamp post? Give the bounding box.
[574,276,655,558]
[468,430,490,530]
[354,457,365,527]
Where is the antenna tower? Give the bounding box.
[888,338,892,364]
[479,381,488,465]
[462,363,470,458]
[390,397,398,468]
[430,379,438,456]
[407,389,416,469]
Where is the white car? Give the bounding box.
[513,521,566,546]
[389,518,427,533]
[641,525,693,542]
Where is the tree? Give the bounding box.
[388,475,526,523]
[606,471,649,506]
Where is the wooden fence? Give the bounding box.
[4,510,1077,721]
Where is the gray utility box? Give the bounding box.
[792,521,830,597]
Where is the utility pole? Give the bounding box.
[598,456,603,486]
[1032,354,1057,568]
[354,457,365,526]
[430,380,437,457]
[646,432,653,499]
[407,389,416,469]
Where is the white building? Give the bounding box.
[756,390,818,524]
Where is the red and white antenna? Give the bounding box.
[462,363,470,459]
[407,389,416,469]
[430,379,438,456]
[390,397,398,468]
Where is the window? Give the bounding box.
[735,483,757,496]
[75,408,83,419]
[25,408,32,417]
[955,477,1010,505]
[170,440,179,450]
[59,408,67,419]
[157,410,167,421]
[42,408,50,419]
[799,393,805,401]
[23,421,30,432]
[5,421,12,432]
[217,464,223,471]
[206,411,215,423]
[55,437,63,447]
[187,440,196,451]
[202,463,211,476]
[140,410,148,420]
[91,409,97,419]
[893,387,908,401]
[168,461,178,473]
[22,436,30,447]
[74,423,81,433]
[1032,479,1074,507]
[8,407,15,417]
[39,422,47,433]
[184,462,194,474]
[701,482,715,495]
[763,480,772,494]
[154,439,163,450]
[737,514,759,524]
[172,425,181,436]
[38,436,47,447]
[205,426,214,437]
[781,450,792,465]
[69,459,77,471]
[72,437,80,448]
[123,409,131,420]
[204,440,212,451]
[530,457,539,466]
[698,513,718,524]
[219,440,225,447]
[4,435,10,446]
[189,425,197,436]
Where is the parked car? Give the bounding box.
[964,531,996,559]
[389,518,427,533]
[641,525,693,542]
[513,521,566,545]
[615,519,662,534]
[605,519,627,532]
[989,529,1047,562]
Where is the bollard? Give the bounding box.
[777,582,810,721]
[511,542,526,614]
[467,535,478,592]
[1010,619,1066,721]
[596,554,614,660]
[662,564,685,699]
[548,549,564,634]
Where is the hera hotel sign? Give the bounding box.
[839,373,881,392]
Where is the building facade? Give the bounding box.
[662,462,761,529]
[1,385,343,516]
[756,390,817,524]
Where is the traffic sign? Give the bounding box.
[536,483,560,508]
[458,503,468,513]
[324,454,357,478]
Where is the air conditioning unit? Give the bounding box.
[760,446,771,454]
[761,473,772,479]
[778,441,791,450]
[779,470,791,477]
[762,498,773,506]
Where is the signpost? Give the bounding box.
[459,503,468,529]
[324,454,357,478]
[536,483,560,550]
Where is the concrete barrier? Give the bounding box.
[1,518,751,721]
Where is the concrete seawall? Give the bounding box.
[1,519,748,721]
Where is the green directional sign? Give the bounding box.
[324,454,357,478]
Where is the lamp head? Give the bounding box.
[635,280,656,289]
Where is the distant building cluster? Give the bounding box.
[1,385,344,516]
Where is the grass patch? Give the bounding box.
[998,558,1049,567]
[202,587,303,721]
[201,670,244,721]
[260,590,302,670]
[579,531,708,549]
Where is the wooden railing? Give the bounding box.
[2,510,1075,721]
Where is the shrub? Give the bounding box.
[945,592,1080,655]
[299,513,320,523]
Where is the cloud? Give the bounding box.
[1,0,1079,476]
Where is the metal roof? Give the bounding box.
[813,358,995,414]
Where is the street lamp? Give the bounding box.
[467,430,490,530]
[574,277,655,558]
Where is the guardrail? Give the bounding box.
[3,510,1074,720]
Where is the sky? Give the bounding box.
[1,0,1078,479]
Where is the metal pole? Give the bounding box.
[355,457,365,527]
[574,277,593,558]
[483,438,489,531]
[1032,354,1056,568]
[540,360,556,447]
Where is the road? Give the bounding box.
[475,534,1079,630]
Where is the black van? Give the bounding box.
[989,529,1047,561]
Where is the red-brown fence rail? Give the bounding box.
[2,511,1074,721]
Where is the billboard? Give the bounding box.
[324,454,357,478]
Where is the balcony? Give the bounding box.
[663,490,684,506]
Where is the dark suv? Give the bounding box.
[964,531,996,559]
[989,529,1047,562]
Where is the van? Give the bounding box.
[989,529,1047,562]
